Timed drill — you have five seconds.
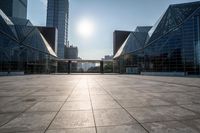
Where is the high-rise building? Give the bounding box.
[0,0,27,19]
[46,0,69,58]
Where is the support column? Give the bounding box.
[68,60,71,74]
[100,61,104,74]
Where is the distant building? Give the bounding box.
[46,0,69,58]
[102,55,113,61]
[65,45,78,59]
[0,0,27,19]
[113,30,131,55]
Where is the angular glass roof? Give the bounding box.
[0,10,14,25]
[10,17,33,26]
[15,25,35,41]
[40,33,57,57]
[0,10,57,57]
[114,32,148,59]
[21,28,57,57]
[0,10,18,40]
[147,1,200,45]
[135,26,152,33]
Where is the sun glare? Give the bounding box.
[77,19,94,38]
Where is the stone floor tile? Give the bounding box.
[163,106,199,120]
[1,75,200,132]
[180,119,200,132]
[67,95,90,101]
[0,97,21,106]
[0,112,56,132]
[181,104,200,114]
[61,101,91,111]
[42,96,68,102]
[0,113,19,126]
[142,121,199,133]
[0,101,36,113]
[49,111,94,129]
[92,100,121,109]
[97,124,148,133]
[127,107,174,123]
[94,109,137,126]
[27,102,63,112]
[46,128,96,133]
[118,98,171,108]
[91,94,113,101]
[15,131,44,133]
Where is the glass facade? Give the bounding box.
[114,2,200,75]
[0,0,27,19]
[0,10,57,75]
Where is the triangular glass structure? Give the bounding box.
[15,25,35,42]
[0,10,18,40]
[135,26,152,33]
[9,17,33,26]
[21,28,57,57]
[114,32,147,59]
[40,33,57,57]
[147,1,200,44]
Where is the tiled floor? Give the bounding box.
[0,74,200,133]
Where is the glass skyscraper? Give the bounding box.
[0,0,27,19]
[114,1,200,75]
[46,0,69,58]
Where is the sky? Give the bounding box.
[27,0,198,60]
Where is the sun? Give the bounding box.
[77,19,94,38]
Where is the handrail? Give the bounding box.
[54,59,113,62]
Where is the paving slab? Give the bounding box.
[46,128,96,133]
[97,124,148,133]
[92,100,121,109]
[94,109,137,126]
[0,113,19,127]
[49,111,95,129]
[0,75,200,133]
[142,121,199,133]
[0,112,56,132]
[127,106,174,123]
[27,102,63,112]
[61,101,92,111]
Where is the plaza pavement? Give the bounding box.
[0,74,200,133]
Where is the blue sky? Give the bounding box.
[27,0,198,59]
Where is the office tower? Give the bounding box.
[46,0,69,58]
[0,0,27,19]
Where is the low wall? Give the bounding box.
[0,72,24,76]
[141,72,186,76]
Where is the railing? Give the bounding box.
[55,59,113,73]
